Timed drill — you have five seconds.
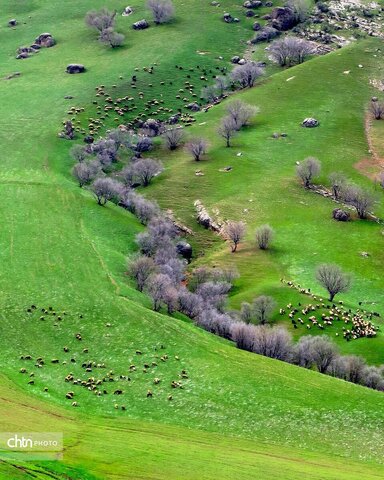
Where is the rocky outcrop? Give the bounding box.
[194,200,222,232]
[271,6,298,31]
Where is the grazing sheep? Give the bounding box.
[19,368,27,373]
[147,390,153,398]
[153,378,161,384]
[114,389,123,395]
[51,359,59,364]
[72,401,78,407]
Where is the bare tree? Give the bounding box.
[316,264,351,302]
[231,322,256,351]
[145,273,172,311]
[252,295,276,325]
[186,138,208,161]
[296,157,321,188]
[309,336,337,374]
[370,100,384,120]
[201,85,218,103]
[231,62,263,88]
[126,158,163,187]
[72,161,99,187]
[255,224,274,250]
[99,28,125,48]
[178,288,203,318]
[162,285,179,314]
[295,335,337,373]
[196,281,231,311]
[269,37,315,67]
[218,116,237,147]
[342,184,376,219]
[85,8,116,32]
[121,190,160,224]
[215,76,229,97]
[329,172,347,200]
[226,100,258,130]
[128,255,156,291]
[240,302,253,324]
[162,127,184,150]
[251,325,293,361]
[70,144,89,163]
[147,0,175,24]
[91,177,122,205]
[223,221,246,252]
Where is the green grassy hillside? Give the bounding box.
[0,1,384,478]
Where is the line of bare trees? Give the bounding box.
[126,214,383,392]
[296,157,377,219]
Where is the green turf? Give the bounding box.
[1,1,384,478]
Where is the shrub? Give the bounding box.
[255,224,274,250]
[147,0,174,24]
[99,28,125,48]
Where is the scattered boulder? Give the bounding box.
[84,135,94,144]
[243,0,262,8]
[30,44,41,50]
[186,102,200,112]
[122,6,133,16]
[238,58,246,65]
[5,71,21,80]
[245,10,255,17]
[252,22,261,31]
[16,52,30,60]
[132,19,149,30]
[332,208,350,222]
[223,13,234,23]
[251,26,279,43]
[271,6,298,31]
[35,32,55,48]
[66,64,85,74]
[231,55,241,64]
[176,242,193,262]
[265,1,273,6]
[301,118,319,128]
[8,19,17,27]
